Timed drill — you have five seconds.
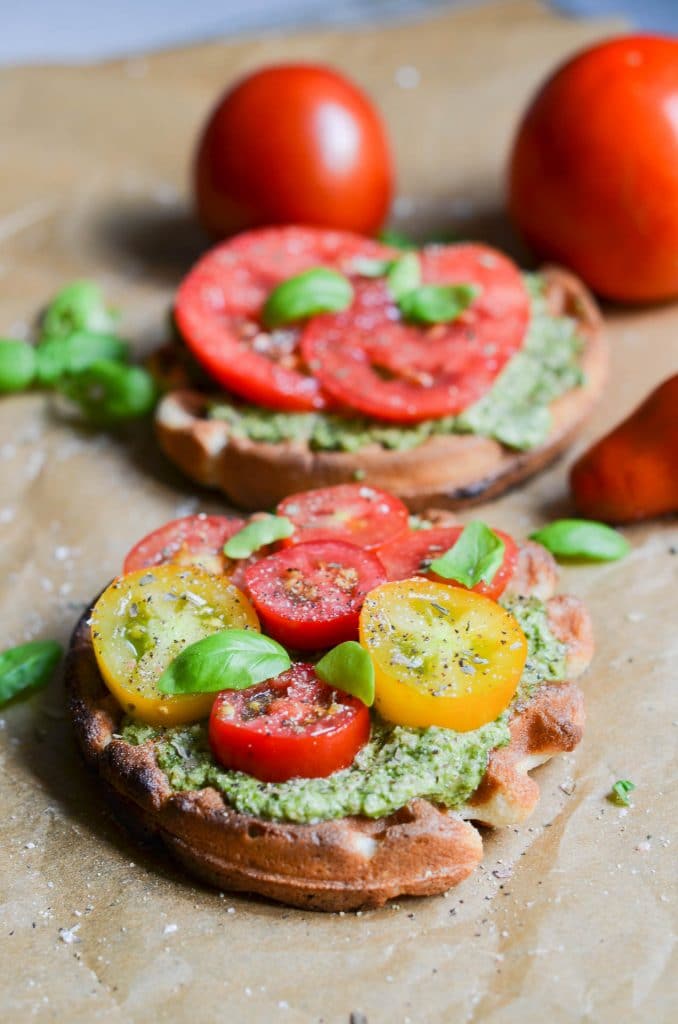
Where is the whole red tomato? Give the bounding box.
[194,64,393,238]
[508,35,678,303]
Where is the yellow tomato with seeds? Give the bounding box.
[359,579,527,731]
[91,565,260,726]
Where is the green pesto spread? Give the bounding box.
[120,597,566,824]
[207,274,583,454]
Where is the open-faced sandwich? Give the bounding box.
[67,483,593,911]
[155,226,608,510]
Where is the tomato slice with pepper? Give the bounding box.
[208,662,370,782]
[376,526,518,601]
[301,243,530,422]
[174,225,394,412]
[244,540,386,650]
[360,579,527,732]
[122,514,246,577]
[277,484,409,550]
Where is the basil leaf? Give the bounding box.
[378,228,415,250]
[224,515,294,559]
[352,257,393,278]
[57,360,158,423]
[41,281,118,341]
[608,779,636,807]
[530,519,630,561]
[399,283,479,325]
[315,641,375,706]
[157,629,290,695]
[386,252,422,301]
[0,340,37,393]
[262,268,353,329]
[429,521,505,588]
[36,332,129,386]
[0,640,62,707]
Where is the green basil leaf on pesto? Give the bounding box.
[262,268,353,329]
[398,283,479,325]
[429,521,505,588]
[386,252,422,301]
[157,629,291,695]
[41,281,118,341]
[0,640,62,707]
[224,515,294,559]
[315,641,375,706]
[608,779,636,807]
[530,519,630,561]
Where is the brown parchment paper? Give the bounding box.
[1,3,676,1021]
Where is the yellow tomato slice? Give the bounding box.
[359,579,527,731]
[91,565,260,726]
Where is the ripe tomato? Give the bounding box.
[360,579,527,731]
[376,526,518,601]
[122,514,246,577]
[277,484,409,550]
[244,541,386,650]
[208,663,370,782]
[509,35,678,302]
[91,565,260,726]
[194,64,393,239]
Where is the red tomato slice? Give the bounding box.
[174,225,394,412]
[208,663,370,782]
[277,484,409,550]
[376,526,518,601]
[243,540,386,649]
[122,514,246,577]
[301,243,530,422]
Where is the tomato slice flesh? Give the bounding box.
[277,483,409,550]
[244,540,386,650]
[123,514,246,578]
[301,243,530,422]
[376,526,518,601]
[208,663,370,782]
[174,225,395,411]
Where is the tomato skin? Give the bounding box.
[509,35,678,302]
[208,663,370,782]
[122,514,246,577]
[244,541,386,650]
[376,527,518,601]
[277,484,409,551]
[195,64,393,239]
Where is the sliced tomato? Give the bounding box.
[243,540,386,649]
[301,243,530,422]
[277,484,409,550]
[208,662,370,782]
[122,514,246,577]
[174,225,394,411]
[376,526,518,601]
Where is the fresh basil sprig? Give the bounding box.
[0,340,37,393]
[36,332,129,385]
[315,641,375,706]
[398,283,479,325]
[386,252,422,301]
[0,640,62,707]
[429,521,505,588]
[608,779,636,807]
[530,519,630,562]
[262,268,353,329]
[224,515,295,559]
[157,629,290,695]
[41,281,118,341]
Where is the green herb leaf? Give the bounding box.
[351,257,393,278]
[315,641,375,706]
[41,281,118,341]
[36,332,129,386]
[429,521,505,588]
[0,640,62,707]
[157,629,291,695]
[398,283,479,325]
[608,779,636,807]
[530,519,630,562]
[57,360,158,423]
[262,268,353,329]
[0,340,37,393]
[224,515,295,559]
[386,252,422,301]
[378,228,415,250]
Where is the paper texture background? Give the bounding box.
[1,2,676,1020]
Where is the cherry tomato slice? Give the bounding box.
[174,225,394,412]
[277,484,409,550]
[244,540,386,649]
[208,662,370,782]
[123,514,246,578]
[301,243,530,422]
[376,526,518,601]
